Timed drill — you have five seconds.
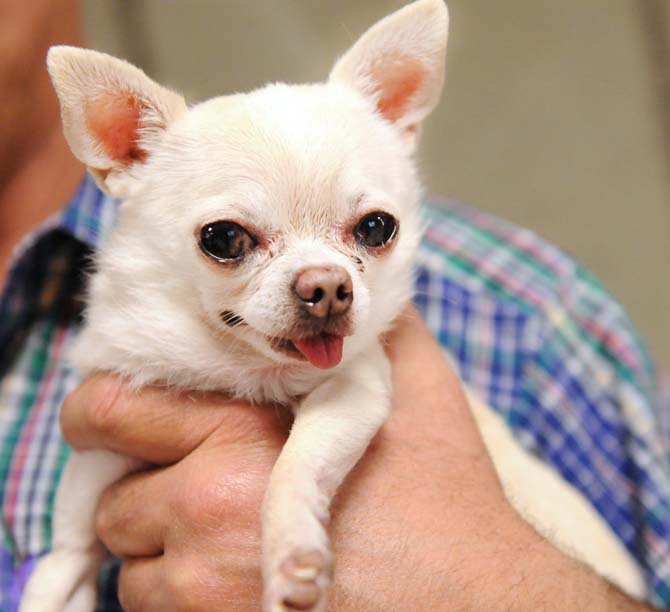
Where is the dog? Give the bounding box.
[20,1,645,610]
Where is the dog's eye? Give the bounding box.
[199,222,256,261]
[354,212,397,248]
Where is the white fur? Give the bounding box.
[467,390,645,598]
[21,1,644,610]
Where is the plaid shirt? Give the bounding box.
[1,175,668,610]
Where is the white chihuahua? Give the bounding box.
[21,1,645,610]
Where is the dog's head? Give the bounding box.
[48,0,448,372]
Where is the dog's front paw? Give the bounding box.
[20,547,101,612]
[265,549,333,612]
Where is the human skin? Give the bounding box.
[61,308,655,612]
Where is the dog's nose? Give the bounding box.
[293,266,353,318]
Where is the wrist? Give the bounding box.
[419,510,647,612]
[478,517,651,612]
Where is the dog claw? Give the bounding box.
[269,549,330,612]
[281,583,321,610]
[281,550,326,582]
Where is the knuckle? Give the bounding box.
[166,563,214,611]
[175,477,231,528]
[59,387,84,445]
[94,487,118,542]
[175,462,265,529]
[116,565,134,611]
[117,562,149,612]
[84,376,126,436]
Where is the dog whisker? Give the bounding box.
[220,310,247,327]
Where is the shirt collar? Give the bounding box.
[4,174,118,284]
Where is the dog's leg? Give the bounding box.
[20,449,139,612]
[262,343,391,612]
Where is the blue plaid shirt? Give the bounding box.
[1,176,668,610]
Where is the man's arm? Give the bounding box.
[60,309,656,611]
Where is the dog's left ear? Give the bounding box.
[47,46,187,199]
[329,0,448,147]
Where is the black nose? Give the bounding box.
[293,266,353,318]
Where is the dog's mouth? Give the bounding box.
[270,333,344,369]
[217,309,348,369]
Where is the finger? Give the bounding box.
[385,305,454,363]
[61,374,292,464]
[385,304,461,390]
[118,556,168,612]
[383,305,487,452]
[96,467,172,558]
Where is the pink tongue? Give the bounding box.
[293,334,344,369]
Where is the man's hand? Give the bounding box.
[61,308,652,611]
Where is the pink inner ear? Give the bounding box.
[370,52,425,124]
[86,92,148,165]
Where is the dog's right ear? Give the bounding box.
[47,46,187,199]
